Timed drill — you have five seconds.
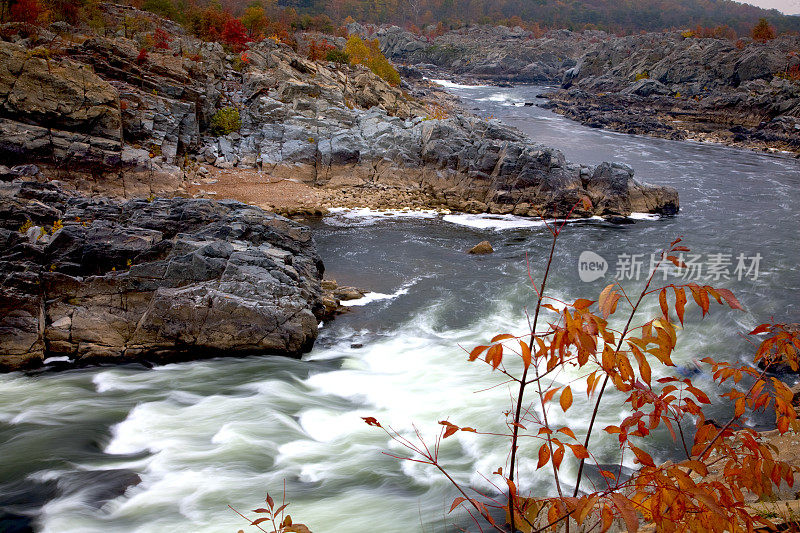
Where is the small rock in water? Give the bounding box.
[468,241,494,254]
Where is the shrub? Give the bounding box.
[345,35,400,86]
[209,106,241,136]
[307,39,335,61]
[325,48,349,64]
[153,27,172,50]
[362,207,800,533]
[222,18,248,53]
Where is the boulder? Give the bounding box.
[468,241,494,254]
[0,180,324,371]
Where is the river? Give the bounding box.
[1,83,798,533]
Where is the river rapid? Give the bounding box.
[1,83,798,533]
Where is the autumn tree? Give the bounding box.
[222,17,248,52]
[751,17,776,42]
[241,5,267,38]
[8,0,44,24]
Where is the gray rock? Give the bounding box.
[0,181,324,372]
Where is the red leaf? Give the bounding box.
[449,497,466,513]
[362,417,381,427]
[439,421,459,438]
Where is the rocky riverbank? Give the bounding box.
[0,5,680,371]
[544,32,800,154]
[0,5,677,218]
[366,24,800,154]
[0,178,325,372]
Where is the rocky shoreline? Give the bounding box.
[366,24,800,155]
[0,5,680,371]
[0,179,327,372]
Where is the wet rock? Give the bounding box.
[468,241,494,254]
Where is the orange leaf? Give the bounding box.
[735,397,745,418]
[469,345,489,361]
[505,478,517,498]
[630,445,655,467]
[486,344,503,370]
[553,445,565,469]
[659,289,668,319]
[573,298,594,310]
[560,386,573,411]
[673,287,686,326]
[610,493,639,533]
[629,343,651,385]
[599,284,621,319]
[449,497,465,513]
[568,443,590,459]
[600,469,616,480]
[543,387,559,404]
[716,288,743,311]
[537,444,550,469]
[519,340,532,369]
[558,427,576,440]
[491,333,515,343]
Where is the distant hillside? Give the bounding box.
[276,0,800,36]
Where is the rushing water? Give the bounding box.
[1,84,799,533]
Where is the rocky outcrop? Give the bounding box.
[546,33,800,152]
[0,40,122,166]
[0,179,324,372]
[0,6,678,217]
[370,25,593,84]
[203,45,678,218]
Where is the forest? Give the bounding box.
[2,0,799,38]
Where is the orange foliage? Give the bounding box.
[751,18,776,42]
[363,206,800,533]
